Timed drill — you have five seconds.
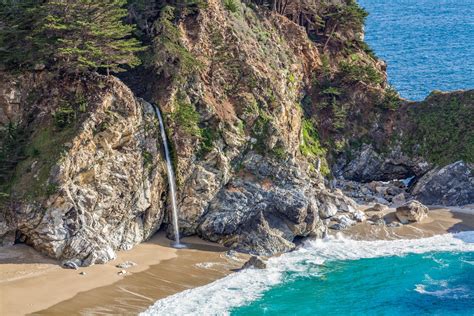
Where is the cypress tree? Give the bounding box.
[0,0,46,68]
[0,0,145,74]
[42,0,144,74]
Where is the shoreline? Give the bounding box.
[1,207,473,315]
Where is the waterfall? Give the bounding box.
[149,101,184,248]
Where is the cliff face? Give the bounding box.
[0,74,167,262]
[0,0,472,264]
[0,0,359,263]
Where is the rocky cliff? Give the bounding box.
[1,0,473,265]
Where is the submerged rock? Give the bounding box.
[395,201,429,224]
[242,256,267,270]
[412,161,474,206]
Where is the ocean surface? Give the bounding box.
[358,0,474,100]
[143,232,474,315]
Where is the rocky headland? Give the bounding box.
[1,0,473,271]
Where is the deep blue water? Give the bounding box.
[358,0,474,100]
[232,252,474,316]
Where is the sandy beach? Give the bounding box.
[1,207,473,316]
[0,233,247,316]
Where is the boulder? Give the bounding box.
[412,161,474,206]
[395,201,429,224]
[242,256,267,269]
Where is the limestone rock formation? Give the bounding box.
[395,200,429,224]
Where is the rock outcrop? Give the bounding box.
[1,75,167,264]
[395,200,429,224]
[412,161,474,206]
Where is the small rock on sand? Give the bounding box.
[395,200,429,224]
[116,261,137,269]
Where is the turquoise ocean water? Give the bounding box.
[144,233,474,315]
[358,0,474,100]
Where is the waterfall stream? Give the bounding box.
[148,101,184,248]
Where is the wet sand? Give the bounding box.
[0,233,247,316]
[1,207,473,315]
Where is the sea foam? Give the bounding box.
[141,232,474,316]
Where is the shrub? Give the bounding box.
[172,94,201,137]
[339,60,383,85]
[300,119,330,176]
[53,104,76,129]
[223,0,239,13]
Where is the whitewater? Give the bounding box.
[142,231,474,315]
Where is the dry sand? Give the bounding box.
[1,207,473,316]
[0,232,247,316]
[338,206,474,240]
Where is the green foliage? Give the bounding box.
[142,150,153,172]
[198,127,218,158]
[321,86,341,96]
[271,145,287,160]
[339,60,383,85]
[300,119,330,176]
[252,110,272,154]
[378,86,401,110]
[403,96,474,165]
[1,0,144,73]
[223,0,239,12]
[0,0,45,67]
[151,5,202,80]
[172,93,201,137]
[53,103,76,129]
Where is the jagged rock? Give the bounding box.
[412,161,474,206]
[335,144,431,182]
[242,256,267,270]
[116,261,137,269]
[395,201,429,224]
[197,154,349,255]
